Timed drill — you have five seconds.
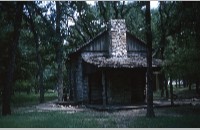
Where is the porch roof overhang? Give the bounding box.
[82,53,162,68]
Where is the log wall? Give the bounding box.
[70,54,89,103]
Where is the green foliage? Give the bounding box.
[66,1,105,49]
[14,80,32,93]
[149,1,200,84]
[125,2,146,41]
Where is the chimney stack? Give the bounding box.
[109,19,127,58]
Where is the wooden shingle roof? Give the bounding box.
[82,53,162,68]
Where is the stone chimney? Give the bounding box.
[109,19,127,58]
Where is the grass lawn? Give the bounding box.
[0,91,57,107]
[0,105,200,128]
[153,84,198,100]
[10,91,57,107]
[0,87,200,128]
[0,91,57,114]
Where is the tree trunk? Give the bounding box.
[56,1,63,102]
[98,1,109,22]
[112,1,119,19]
[183,79,186,88]
[27,7,44,103]
[69,61,73,101]
[159,2,167,99]
[169,77,174,106]
[179,78,181,88]
[196,80,199,94]
[164,77,169,99]
[160,73,164,97]
[145,1,155,118]
[2,2,23,116]
[34,87,39,94]
[120,1,125,18]
[188,80,192,91]
[37,50,44,102]
[159,1,166,62]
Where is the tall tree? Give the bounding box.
[169,77,174,106]
[55,1,63,102]
[158,1,168,98]
[25,5,44,103]
[145,1,155,118]
[2,2,24,116]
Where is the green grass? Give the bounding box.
[129,106,200,128]
[0,87,200,128]
[128,116,200,128]
[0,91,57,114]
[0,112,99,128]
[153,85,198,100]
[0,106,200,128]
[10,92,57,107]
[174,86,197,99]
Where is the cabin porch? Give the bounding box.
[86,67,147,106]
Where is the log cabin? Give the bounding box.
[66,19,161,106]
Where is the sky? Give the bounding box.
[86,1,159,9]
[150,1,159,9]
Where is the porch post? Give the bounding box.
[145,72,147,103]
[102,70,106,107]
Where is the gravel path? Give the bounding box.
[35,100,86,113]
